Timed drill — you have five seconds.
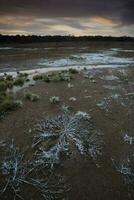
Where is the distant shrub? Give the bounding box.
[24,90,40,101]
[69,68,78,74]
[69,97,77,102]
[61,104,70,113]
[33,74,43,81]
[18,73,28,78]
[0,94,22,117]
[0,81,7,92]
[126,92,134,99]
[14,77,25,86]
[119,75,129,83]
[42,75,50,82]
[6,81,14,89]
[49,96,60,104]
[51,74,63,82]
[5,75,13,81]
[68,83,74,88]
[59,72,73,81]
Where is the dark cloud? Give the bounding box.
[0,0,133,35]
[120,0,134,25]
[0,0,133,25]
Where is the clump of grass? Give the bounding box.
[60,72,72,82]
[68,83,74,88]
[49,96,60,104]
[33,74,50,82]
[6,80,14,89]
[13,73,29,86]
[14,77,25,86]
[14,100,23,108]
[0,94,22,118]
[126,93,134,99]
[33,71,73,83]
[33,74,43,81]
[11,72,30,87]
[61,104,70,113]
[50,72,69,82]
[24,90,40,101]
[0,76,14,91]
[117,72,129,83]
[69,97,77,102]
[5,75,13,81]
[18,73,28,78]
[42,75,50,82]
[69,68,78,74]
[51,74,63,82]
[0,81,7,92]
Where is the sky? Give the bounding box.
[0,0,134,36]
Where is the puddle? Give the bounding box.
[101,75,119,81]
[38,51,134,67]
[0,47,134,74]
[0,47,14,50]
[111,48,134,53]
[103,85,120,90]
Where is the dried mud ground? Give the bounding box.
[0,67,134,200]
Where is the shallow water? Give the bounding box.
[0,42,134,73]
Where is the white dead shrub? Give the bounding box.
[33,112,104,168]
[0,139,66,200]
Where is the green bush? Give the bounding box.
[49,96,60,104]
[14,77,25,86]
[0,94,22,117]
[24,90,40,101]
[42,75,50,82]
[6,80,14,89]
[0,81,7,92]
[51,74,63,82]
[33,74,43,81]
[18,73,28,78]
[69,68,78,74]
[5,75,13,81]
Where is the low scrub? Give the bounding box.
[14,77,25,86]
[0,93,22,118]
[49,96,60,104]
[24,90,40,101]
[0,81,7,92]
[69,68,78,74]
[33,74,50,82]
[33,74,43,81]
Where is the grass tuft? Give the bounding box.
[14,77,25,86]
[49,96,60,104]
[24,90,40,101]
[69,68,78,74]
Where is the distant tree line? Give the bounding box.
[0,34,134,44]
